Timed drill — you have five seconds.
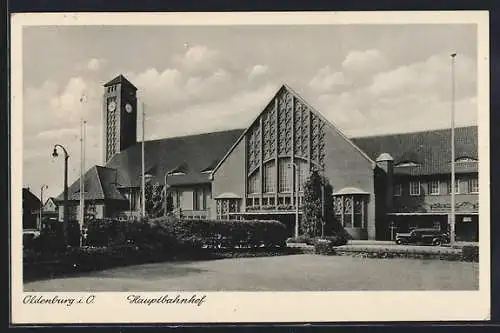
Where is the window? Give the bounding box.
[278,158,291,193]
[409,181,420,196]
[193,189,205,210]
[248,171,260,194]
[334,195,368,229]
[469,177,479,193]
[217,199,240,219]
[298,161,308,191]
[263,161,276,193]
[429,180,440,195]
[393,183,402,196]
[447,178,460,194]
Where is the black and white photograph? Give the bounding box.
[11,11,490,323]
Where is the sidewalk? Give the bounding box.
[350,240,478,247]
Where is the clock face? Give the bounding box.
[125,103,133,113]
[107,101,116,112]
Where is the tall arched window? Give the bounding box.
[333,188,369,228]
[278,158,291,193]
[248,171,260,194]
[263,161,276,193]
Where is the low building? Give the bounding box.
[22,187,40,230]
[55,75,479,241]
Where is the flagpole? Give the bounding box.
[450,52,457,245]
[141,102,146,219]
[79,118,84,244]
[83,119,87,237]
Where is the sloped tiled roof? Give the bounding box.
[56,165,127,202]
[23,188,41,209]
[104,74,137,90]
[105,129,245,187]
[351,126,478,176]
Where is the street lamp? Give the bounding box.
[52,144,69,247]
[450,52,457,246]
[288,162,300,238]
[163,171,173,217]
[39,184,48,230]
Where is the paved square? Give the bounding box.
[24,254,479,292]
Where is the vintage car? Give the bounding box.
[395,228,450,246]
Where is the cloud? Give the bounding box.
[86,58,106,71]
[342,49,389,75]
[173,45,225,75]
[247,65,268,80]
[308,52,477,137]
[369,52,476,99]
[143,83,278,139]
[308,66,348,93]
[36,128,80,140]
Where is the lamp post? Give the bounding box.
[39,184,48,230]
[289,162,300,238]
[52,144,69,246]
[450,52,457,246]
[163,172,170,217]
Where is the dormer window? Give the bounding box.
[169,162,188,176]
[395,161,420,167]
[455,157,478,163]
[201,159,219,174]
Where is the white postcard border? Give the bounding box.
[10,10,491,324]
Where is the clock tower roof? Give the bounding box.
[104,74,137,90]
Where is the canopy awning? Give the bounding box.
[333,187,369,196]
[214,192,242,199]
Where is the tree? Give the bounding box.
[145,182,164,218]
[301,170,338,237]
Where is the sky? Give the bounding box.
[22,24,478,199]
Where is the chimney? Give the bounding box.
[376,153,394,211]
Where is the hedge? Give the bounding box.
[149,217,288,249]
[83,217,288,250]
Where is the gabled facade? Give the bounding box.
[54,75,479,241]
[211,85,377,239]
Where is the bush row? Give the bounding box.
[27,217,289,254]
[84,217,289,250]
[314,243,479,262]
[288,233,349,247]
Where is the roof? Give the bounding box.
[23,188,41,209]
[56,165,127,202]
[104,74,137,90]
[351,126,478,176]
[105,129,244,187]
[55,125,478,201]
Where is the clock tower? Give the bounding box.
[102,74,138,164]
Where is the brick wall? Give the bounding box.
[322,128,376,239]
[211,138,246,219]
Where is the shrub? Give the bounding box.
[319,233,349,247]
[462,245,479,262]
[314,233,349,255]
[314,238,336,255]
[287,235,315,245]
[150,217,288,250]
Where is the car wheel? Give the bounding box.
[432,239,442,246]
[396,239,403,245]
